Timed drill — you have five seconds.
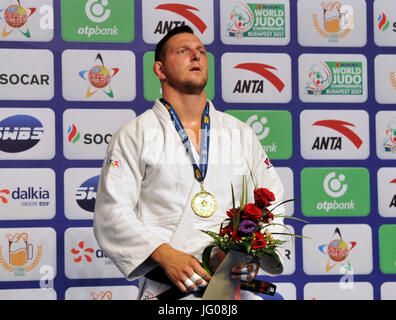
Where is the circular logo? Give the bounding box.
[76,175,100,212]
[327,238,349,262]
[88,65,111,88]
[0,115,44,153]
[5,5,28,28]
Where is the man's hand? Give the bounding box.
[151,244,212,292]
[231,261,260,282]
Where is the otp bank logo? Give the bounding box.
[0,114,43,153]
[79,53,119,98]
[222,53,291,103]
[0,0,36,39]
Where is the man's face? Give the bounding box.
[160,32,209,95]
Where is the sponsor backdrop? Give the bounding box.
[0,0,395,300]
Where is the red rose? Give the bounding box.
[242,203,262,222]
[226,207,239,219]
[252,231,267,249]
[254,188,275,209]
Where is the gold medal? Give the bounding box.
[191,182,217,218]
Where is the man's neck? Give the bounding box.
[162,90,207,128]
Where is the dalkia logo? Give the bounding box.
[79,53,119,98]
[312,1,354,42]
[71,240,111,264]
[233,62,285,94]
[0,115,44,153]
[226,2,286,39]
[0,232,42,276]
[154,3,207,35]
[377,12,396,32]
[75,175,99,212]
[318,227,356,272]
[0,0,36,39]
[311,119,363,151]
[0,186,50,207]
[305,60,363,96]
[382,119,396,153]
[71,241,94,263]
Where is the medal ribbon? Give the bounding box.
[160,98,210,183]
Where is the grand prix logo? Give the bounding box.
[233,63,285,93]
[0,0,36,39]
[79,53,119,98]
[155,3,207,33]
[313,119,363,150]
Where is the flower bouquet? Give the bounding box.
[201,176,305,300]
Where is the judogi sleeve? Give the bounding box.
[93,118,166,281]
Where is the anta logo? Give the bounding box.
[154,3,207,34]
[232,63,285,93]
[389,179,396,208]
[0,115,44,153]
[311,120,363,150]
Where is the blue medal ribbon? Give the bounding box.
[160,98,210,183]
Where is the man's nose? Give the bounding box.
[191,49,200,61]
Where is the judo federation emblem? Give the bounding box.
[0,0,36,39]
[0,232,42,276]
[318,227,356,272]
[382,120,396,153]
[312,1,354,42]
[78,53,119,98]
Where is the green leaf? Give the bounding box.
[201,245,216,275]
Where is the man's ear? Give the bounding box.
[153,61,166,81]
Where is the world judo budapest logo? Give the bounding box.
[226,2,286,39]
[79,53,119,98]
[382,119,396,153]
[312,1,354,43]
[305,60,363,96]
[0,0,36,39]
[318,227,357,272]
[301,167,370,217]
[0,232,42,276]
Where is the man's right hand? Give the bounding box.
[151,244,212,292]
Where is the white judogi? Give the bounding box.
[93,99,285,300]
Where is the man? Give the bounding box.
[94,26,285,300]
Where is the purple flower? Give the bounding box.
[239,220,256,235]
